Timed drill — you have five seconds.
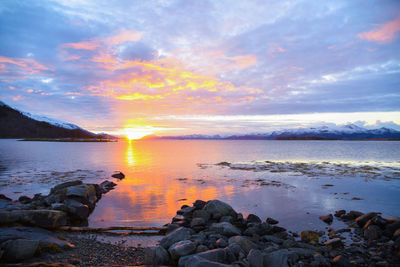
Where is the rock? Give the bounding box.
[0,194,12,201]
[166,223,181,234]
[263,249,298,267]
[262,235,284,245]
[193,210,210,222]
[190,248,226,263]
[394,228,400,239]
[50,180,82,194]
[9,210,67,228]
[3,239,39,261]
[111,171,125,179]
[144,246,170,265]
[169,240,197,260]
[319,214,333,224]
[266,217,279,225]
[282,239,297,248]
[18,195,32,204]
[196,245,209,253]
[160,227,193,249]
[228,236,258,254]
[244,222,272,236]
[383,221,400,237]
[210,222,241,237]
[355,212,378,227]
[364,225,382,241]
[247,249,263,267]
[300,230,319,243]
[246,214,262,224]
[324,238,343,249]
[349,210,364,218]
[333,255,351,267]
[64,199,90,221]
[193,200,207,209]
[180,255,230,267]
[216,238,228,248]
[204,200,236,219]
[334,210,346,217]
[271,225,286,233]
[364,215,388,229]
[219,216,233,223]
[66,184,98,209]
[191,217,206,228]
[100,180,117,193]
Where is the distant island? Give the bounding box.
[0,101,116,141]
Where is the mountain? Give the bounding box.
[0,101,101,139]
[145,124,400,140]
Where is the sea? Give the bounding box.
[1,139,399,234]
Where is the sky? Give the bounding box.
[0,0,400,136]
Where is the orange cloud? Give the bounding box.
[61,41,100,50]
[0,56,49,78]
[104,29,143,46]
[358,15,400,44]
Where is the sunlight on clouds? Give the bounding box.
[358,15,400,44]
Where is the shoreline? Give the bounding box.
[0,178,399,266]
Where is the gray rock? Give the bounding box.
[265,217,279,225]
[282,239,297,248]
[319,214,333,224]
[18,195,31,204]
[50,203,68,211]
[355,212,378,227]
[244,222,272,236]
[210,222,241,237]
[204,200,236,219]
[364,225,382,241]
[196,244,209,253]
[3,239,39,261]
[261,235,284,245]
[5,210,67,228]
[193,200,207,209]
[220,216,233,223]
[288,248,315,258]
[263,249,299,267]
[333,255,351,267]
[169,240,197,260]
[64,199,90,221]
[50,180,82,194]
[193,210,210,222]
[246,214,262,224]
[216,238,228,248]
[166,223,181,234]
[66,184,97,208]
[324,238,343,249]
[111,171,125,179]
[247,249,263,267]
[228,236,258,254]
[144,246,170,265]
[191,217,206,228]
[181,255,231,267]
[191,248,226,263]
[160,227,193,248]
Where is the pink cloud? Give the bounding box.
[104,29,143,46]
[0,56,49,78]
[61,41,100,50]
[358,15,400,44]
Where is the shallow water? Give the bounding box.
[0,139,399,232]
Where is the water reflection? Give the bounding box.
[125,140,136,166]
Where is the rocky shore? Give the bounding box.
[0,178,399,266]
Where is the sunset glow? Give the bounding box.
[124,127,155,140]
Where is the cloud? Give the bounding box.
[358,15,400,44]
[0,56,50,78]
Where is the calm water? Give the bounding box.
[0,139,399,232]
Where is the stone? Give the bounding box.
[364,225,382,241]
[190,248,226,263]
[50,180,82,194]
[261,235,284,244]
[111,171,125,179]
[244,222,272,236]
[144,246,170,265]
[228,236,258,254]
[266,217,279,225]
[160,227,193,248]
[64,199,90,221]
[394,228,400,239]
[246,214,262,224]
[100,180,116,193]
[50,203,67,212]
[166,223,181,234]
[169,240,197,260]
[193,200,207,209]
[216,238,228,248]
[355,212,378,227]
[193,210,210,222]
[349,210,364,219]
[18,195,32,204]
[272,225,286,233]
[324,238,343,249]
[333,255,351,267]
[300,230,319,243]
[196,244,209,253]
[191,217,206,228]
[334,210,346,217]
[180,255,230,267]
[0,194,12,201]
[66,184,98,209]
[204,200,236,219]
[319,214,333,224]
[263,249,299,267]
[210,222,241,237]
[12,209,67,228]
[219,216,233,223]
[3,239,39,261]
[247,249,263,267]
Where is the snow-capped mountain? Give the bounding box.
[0,100,100,139]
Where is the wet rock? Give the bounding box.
[356,212,378,227]
[160,227,193,249]
[266,217,279,225]
[216,238,228,248]
[193,200,207,210]
[334,210,346,217]
[263,249,298,267]
[204,200,237,219]
[180,255,230,267]
[18,195,32,204]
[219,216,233,223]
[0,210,67,228]
[271,225,286,233]
[262,235,284,245]
[66,184,98,209]
[50,180,82,194]
[383,221,400,238]
[324,238,343,249]
[228,236,257,254]
[0,194,12,201]
[111,171,125,179]
[210,222,241,237]
[333,255,351,267]
[364,216,388,229]
[247,249,263,267]
[100,180,117,193]
[364,225,382,241]
[246,214,262,224]
[169,240,197,260]
[64,199,90,221]
[196,244,209,253]
[2,239,39,262]
[300,230,319,243]
[319,214,333,224]
[193,210,210,222]
[244,222,272,236]
[144,246,170,265]
[191,217,206,228]
[349,210,364,218]
[393,228,400,239]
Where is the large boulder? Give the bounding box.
[228,236,258,254]
[160,227,193,249]
[180,255,231,267]
[247,249,263,267]
[64,199,90,221]
[50,180,82,194]
[179,248,227,266]
[2,239,39,262]
[263,249,299,267]
[300,230,319,243]
[168,240,197,260]
[210,222,241,237]
[144,246,170,265]
[355,212,378,227]
[0,210,67,228]
[204,200,237,219]
[66,184,98,210]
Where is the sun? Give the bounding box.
[124,127,154,140]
